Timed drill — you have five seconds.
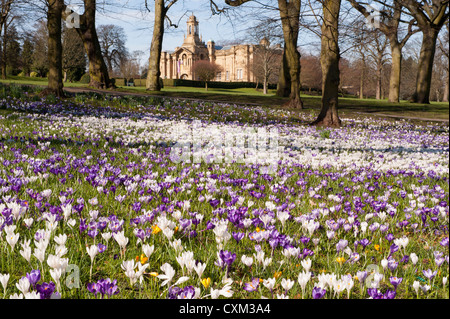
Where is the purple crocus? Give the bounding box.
[178,286,196,299]
[36,282,56,299]
[389,276,403,290]
[97,243,107,253]
[422,269,437,280]
[383,289,396,299]
[232,232,245,243]
[359,238,371,249]
[26,269,41,289]
[219,250,236,271]
[385,233,395,242]
[367,288,383,299]
[312,287,326,299]
[243,278,260,292]
[336,239,348,252]
[87,282,101,297]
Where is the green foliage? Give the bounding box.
[80,73,91,84]
[162,78,277,90]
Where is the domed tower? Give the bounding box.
[185,15,201,45]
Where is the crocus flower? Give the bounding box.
[26,270,41,289]
[36,282,56,299]
[422,269,437,280]
[390,276,403,290]
[243,278,260,292]
[312,287,327,299]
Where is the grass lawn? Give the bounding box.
[1,75,448,122]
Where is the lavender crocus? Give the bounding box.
[422,269,437,280]
[26,269,41,289]
[243,278,260,292]
[312,287,326,299]
[36,282,56,299]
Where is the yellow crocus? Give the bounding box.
[151,225,161,235]
[201,277,211,289]
[274,271,282,279]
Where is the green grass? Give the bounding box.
[1,75,448,122]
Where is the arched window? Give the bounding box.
[189,26,192,35]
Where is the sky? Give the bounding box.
[92,0,257,57]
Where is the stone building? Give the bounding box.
[160,15,258,82]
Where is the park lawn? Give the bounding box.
[1,76,448,121]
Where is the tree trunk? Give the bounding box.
[1,23,6,80]
[310,0,342,128]
[276,48,291,97]
[376,65,382,100]
[388,42,402,103]
[411,28,439,104]
[359,58,364,99]
[263,77,268,94]
[46,0,65,97]
[146,0,165,91]
[443,77,449,102]
[278,0,303,109]
[67,0,113,89]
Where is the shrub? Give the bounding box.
[80,73,90,84]
[30,72,38,78]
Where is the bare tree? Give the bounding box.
[63,0,114,89]
[310,0,342,127]
[402,0,449,103]
[192,60,222,90]
[97,24,128,75]
[437,21,449,102]
[247,19,283,94]
[1,0,19,79]
[145,0,180,91]
[216,0,304,108]
[346,0,420,103]
[365,29,390,100]
[45,0,64,97]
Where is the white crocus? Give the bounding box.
[6,232,19,251]
[263,278,276,292]
[113,231,129,256]
[297,271,311,298]
[0,273,10,295]
[301,258,312,273]
[410,253,419,265]
[241,255,253,267]
[142,244,155,259]
[281,278,295,293]
[157,263,176,287]
[24,291,41,299]
[54,234,68,246]
[19,240,32,263]
[15,277,30,294]
[193,262,207,278]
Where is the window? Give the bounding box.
[237,69,243,80]
[226,71,230,81]
[216,72,222,81]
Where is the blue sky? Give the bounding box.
[94,0,255,55]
